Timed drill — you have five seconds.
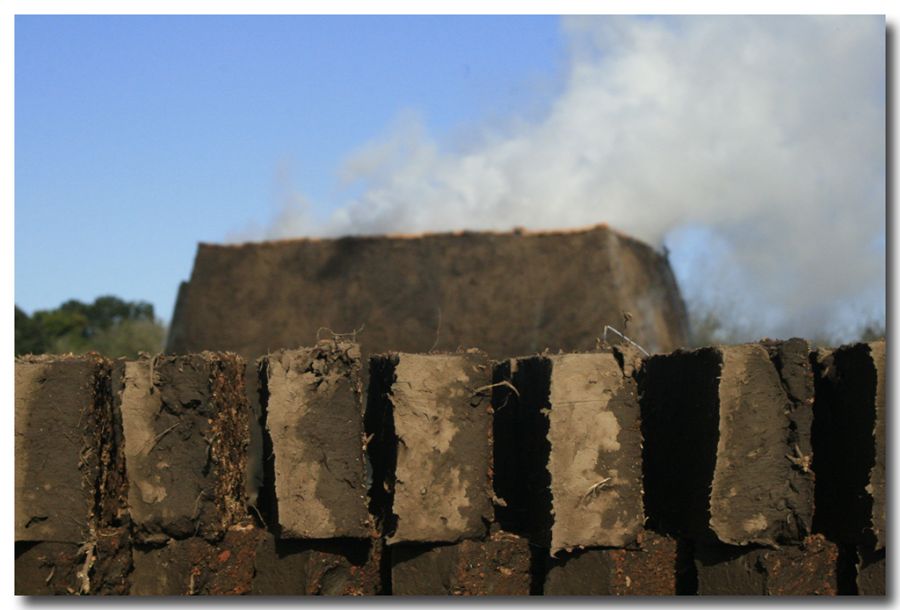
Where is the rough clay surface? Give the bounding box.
[760,338,816,538]
[867,341,886,550]
[120,354,249,543]
[546,353,643,555]
[710,344,812,546]
[15,358,97,543]
[856,544,885,596]
[131,526,262,595]
[695,535,838,595]
[262,341,371,539]
[392,530,531,595]
[388,352,492,544]
[544,531,678,595]
[812,341,884,548]
[252,532,382,596]
[15,542,82,595]
[166,226,689,362]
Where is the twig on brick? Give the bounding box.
[75,540,96,595]
[247,502,267,529]
[786,443,812,473]
[472,380,520,398]
[145,422,181,454]
[601,325,650,357]
[316,324,365,342]
[581,477,612,505]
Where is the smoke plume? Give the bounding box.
[256,16,886,344]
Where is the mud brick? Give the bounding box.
[119,353,250,543]
[131,538,207,595]
[304,538,383,595]
[392,530,531,595]
[640,343,814,545]
[544,530,677,595]
[87,526,133,595]
[251,532,383,596]
[812,341,885,549]
[695,535,838,595]
[367,351,493,544]
[131,526,262,595]
[856,544,885,596]
[250,533,308,595]
[15,542,83,595]
[15,527,133,596]
[15,355,109,543]
[258,341,372,539]
[493,352,643,555]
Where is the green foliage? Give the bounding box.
[15,306,45,356]
[15,296,166,358]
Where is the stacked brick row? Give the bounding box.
[14,338,885,595]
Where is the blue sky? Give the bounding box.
[15,15,564,322]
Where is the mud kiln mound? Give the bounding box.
[166,224,689,360]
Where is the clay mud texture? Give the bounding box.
[493,353,643,555]
[131,525,262,595]
[15,356,103,543]
[166,226,689,362]
[392,530,531,595]
[694,535,838,595]
[640,344,813,546]
[812,341,885,549]
[855,544,885,596]
[259,341,372,539]
[252,533,383,595]
[368,351,493,544]
[544,531,678,595]
[119,353,250,543]
[15,542,83,595]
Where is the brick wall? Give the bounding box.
[14,338,885,596]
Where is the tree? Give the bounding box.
[15,296,167,358]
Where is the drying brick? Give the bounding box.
[640,343,814,545]
[258,340,372,539]
[15,356,105,543]
[493,352,643,555]
[252,532,383,595]
[392,530,531,595]
[695,535,838,595]
[544,531,678,595]
[855,543,885,596]
[812,340,885,549]
[119,353,250,543]
[367,351,493,544]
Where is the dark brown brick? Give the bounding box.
[119,353,250,543]
[392,530,531,595]
[544,531,677,595]
[15,542,82,595]
[131,526,262,595]
[641,344,814,546]
[812,341,885,549]
[251,532,383,596]
[695,535,838,595]
[856,543,885,596]
[15,356,104,543]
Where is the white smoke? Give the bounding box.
[256,16,886,344]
